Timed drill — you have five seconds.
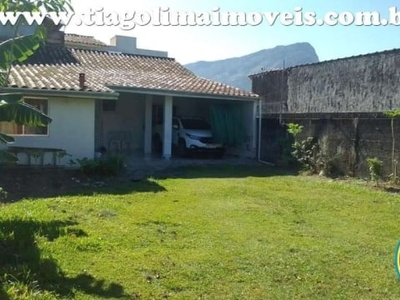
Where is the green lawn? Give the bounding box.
[1,166,399,299]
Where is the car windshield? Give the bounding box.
[180,119,211,130]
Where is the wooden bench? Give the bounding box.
[7,146,66,166]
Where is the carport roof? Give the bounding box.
[8,45,259,100]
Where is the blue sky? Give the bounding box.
[66,0,400,64]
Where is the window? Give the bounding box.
[102,100,117,112]
[0,98,48,135]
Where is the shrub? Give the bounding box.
[320,155,344,178]
[366,157,383,185]
[76,155,125,177]
[286,123,303,137]
[277,137,297,167]
[286,123,320,173]
[0,187,7,201]
[291,137,320,172]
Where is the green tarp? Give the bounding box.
[210,104,247,146]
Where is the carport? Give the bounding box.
[103,86,260,160]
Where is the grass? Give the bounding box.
[1,165,400,299]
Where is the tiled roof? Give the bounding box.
[64,34,108,48]
[8,45,258,99]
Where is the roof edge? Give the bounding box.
[108,86,259,101]
[66,46,176,61]
[264,112,391,120]
[2,87,119,100]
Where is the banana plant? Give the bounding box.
[0,0,73,163]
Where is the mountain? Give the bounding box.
[185,42,319,91]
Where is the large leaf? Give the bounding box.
[0,93,24,104]
[0,132,14,144]
[0,93,51,125]
[0,35,42,71]
[0,0,41,12]
[0,101,51,125]
[0,149,18,163]
[0,0,74,16]
[0,0,72,165]
[39,0,74,13]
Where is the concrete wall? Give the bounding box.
[253,49,400,176]
[10,97,95,165]
[259,116,400,177]
[251,70,288,115]
[252,49,400,114]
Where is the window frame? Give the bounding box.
[0,97,50,136]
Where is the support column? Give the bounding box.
[163,96,173,159]
[252,100,258,150]
[144,94,153,155]
[258,98,263,161]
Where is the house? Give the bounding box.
[0,26,260,165]
[250,48,400,175]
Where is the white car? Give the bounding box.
[153,117,226,158]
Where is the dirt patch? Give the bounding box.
[0,166,131,203]
[383,186,400,194]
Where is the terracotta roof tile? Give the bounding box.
[8,45,258,99]
[64,34,108,47]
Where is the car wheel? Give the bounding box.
[178,139,188,158]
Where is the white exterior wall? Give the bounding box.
[100,93,145,152]
[10,97,95,165]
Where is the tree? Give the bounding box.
[286,122,320,173]
[366,157,383,186]
[0,0,73,162]
[383,109,400,183]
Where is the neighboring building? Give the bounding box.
[0,24,259,165]
[64,33,109,50]
[250,49,400,176]
[64,33,169,58]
